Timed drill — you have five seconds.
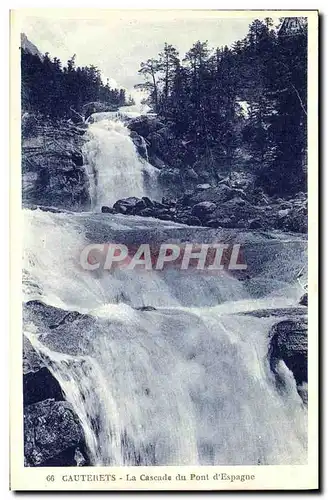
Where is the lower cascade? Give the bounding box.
[22,112,307,467]
[23,206,307,466]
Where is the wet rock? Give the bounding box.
[249,218,264,230]
[161,197,176,207]
[157,213,172,221]
[135,306,157,311]
[130,131,148,160]
[24,300,75,330]
[179,190,195,207]
[239,307,307,318]
[24,366,64,406]
[101,206,116,213]
[191,201,216,220]
[299,293,308,306]
[70,151,84,167]
[151,200,168,210]
[269,318,307,388]
[135,199,147,211]
[206,219,222,228]
[207,218,234,229]
[113,197,141,214]
[23,336,44,375]
[148,154,166,170]
[176,215,202,226]
[24,399,84,466]
[142,196,154,208]
[127,116,164,138]
[139,208,155,218]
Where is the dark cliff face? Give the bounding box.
[22,116,90,210]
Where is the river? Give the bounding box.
[23,112,308,466]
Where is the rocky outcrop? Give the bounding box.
[22,115,90,210]
[299,293,308,306]
[23,302,88,466]
[129,131,149,161]
[100,186,307,233]
[24,399,86,466]
[101,205,116,214]
[127,115,165,138]
[111,196,179,222]
[23,336,64,406]
[268,318,307,403]
[239,307,307,319]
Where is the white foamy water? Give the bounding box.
[82,117,159,210]
[23,208,308,466]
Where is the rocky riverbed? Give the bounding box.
[23,295,308,466]
[101,185,307,233]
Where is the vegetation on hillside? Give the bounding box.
[21,50,128,118]
[136,18,307,196]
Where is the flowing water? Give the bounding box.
[23,113,308,466]
[83,115,159,209]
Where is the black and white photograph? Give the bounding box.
[10,9,318,491]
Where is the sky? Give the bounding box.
[21,11,279,93]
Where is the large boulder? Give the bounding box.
[101,206,116,214]
[189,183,245,206]
[23,336,64,406]
[191,201,216,221]
[299,293,308,306]
[127,116,164,138]
[113,197,142,214]
[278,207,307,233]
[268,318,307,391]
[24,399,85,466]
[211,197,264,227]
[175,215,202,226]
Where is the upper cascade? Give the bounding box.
[83,116,159,210]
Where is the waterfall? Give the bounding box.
[82,115,159,210]
[22,94,307,469]
[23,208,308,466]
